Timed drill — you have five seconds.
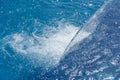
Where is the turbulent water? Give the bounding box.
[0,0,120,80]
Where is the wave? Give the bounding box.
[1,0,112,68]
[64,0,113,54]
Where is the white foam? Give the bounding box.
[4,22,79,67]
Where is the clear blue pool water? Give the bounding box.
[0,0,120,80]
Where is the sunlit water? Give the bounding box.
[0,0,120,80]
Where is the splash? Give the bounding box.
[2,21,79,67]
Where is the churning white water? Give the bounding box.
[2,22,80,67]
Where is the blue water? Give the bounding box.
[0,0,120,80]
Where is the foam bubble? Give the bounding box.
[3,22,79,67]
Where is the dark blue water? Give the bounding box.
[0,0,120,80]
